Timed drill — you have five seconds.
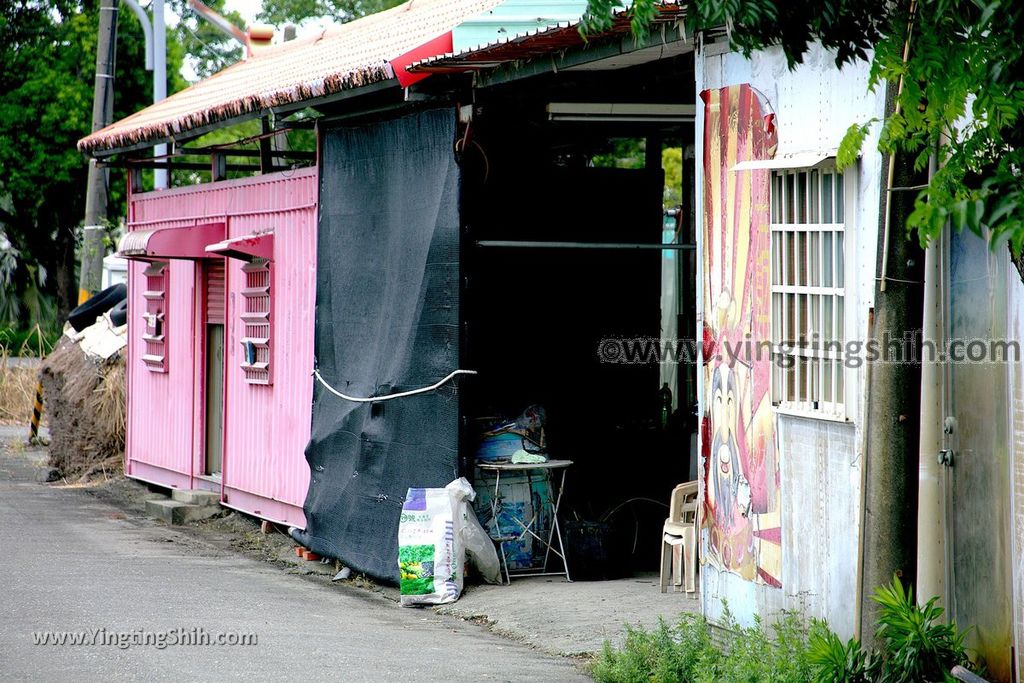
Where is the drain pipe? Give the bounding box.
[916,148,949,607]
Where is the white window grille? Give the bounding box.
[770,162,847,419]
[239,259,272,385]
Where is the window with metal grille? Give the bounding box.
[770,162,846,419]
[141,261,168,373]
[239,259,272,385]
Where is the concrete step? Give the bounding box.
[145,498,221,525]
[171,489,220,506]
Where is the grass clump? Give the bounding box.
[0,344,40,423]
[592,610,813,683]
[593,577,983,683]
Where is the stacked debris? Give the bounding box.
[40,285,127,482]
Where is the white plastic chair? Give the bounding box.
[660,481,698,593]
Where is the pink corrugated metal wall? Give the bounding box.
[125,254,198,490]
[126,168,317,527]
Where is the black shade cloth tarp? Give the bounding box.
[296,108,461,583]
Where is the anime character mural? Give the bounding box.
[700,84,782,587]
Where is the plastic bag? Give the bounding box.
[451,478,501,585]
[398,478,501,607]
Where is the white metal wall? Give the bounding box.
[696,42,885,638]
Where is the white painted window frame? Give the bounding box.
[769,159,852,422]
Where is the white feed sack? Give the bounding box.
[398,477,501,606]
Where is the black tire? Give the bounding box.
[68,283,127,332]
[108,298,128,327]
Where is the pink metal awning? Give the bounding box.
[205,230,274,262]
[118,222,226,260]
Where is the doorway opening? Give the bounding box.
[460,60,698,581]
[204,259,226,478]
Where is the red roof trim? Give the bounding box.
[391,32,455,87]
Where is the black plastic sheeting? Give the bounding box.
[295,108,462,584]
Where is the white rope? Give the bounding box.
[313,368,477,403]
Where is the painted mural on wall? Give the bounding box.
[700,84,782,587]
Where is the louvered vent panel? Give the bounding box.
[141,261,168,373]
[239,259,271,385]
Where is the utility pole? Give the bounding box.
[78,0,119,304]
[857,80,927,641]
[859,147,925,640]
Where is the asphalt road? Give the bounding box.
[0,442,589,682]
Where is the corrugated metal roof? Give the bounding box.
[78,0,503,154]
[408,2,685,73]
[450,0,588,53]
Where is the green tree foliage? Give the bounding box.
[0,0,246,326]
[0,0,162,321]
[169,0,248,79]
[258,0,404,26]
[591,137,647,170]
[663,146,683,207]
[581,0,1024,261]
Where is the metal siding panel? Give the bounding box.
[948,229,1014,680]
[126,168,316,524]
[125,257,197,480]
[1010,273,1024,680]
[221,172,316,522]
[698,43,886,641]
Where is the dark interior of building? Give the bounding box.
[458,54,698,577]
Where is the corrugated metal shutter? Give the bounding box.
[206,259,226,325]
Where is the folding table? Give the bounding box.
[477,459,573,583]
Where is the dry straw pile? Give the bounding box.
[0,346,38,424]
[40,336,125,482]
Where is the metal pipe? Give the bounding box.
[853,307,875,641]
[106,161,263,171]
[121,0,153,70]
[475,240,696,250]
[916,148,948,607]
[153,0,168,189]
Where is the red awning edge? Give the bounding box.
[205,230,275,262]
[118,222,227,260]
